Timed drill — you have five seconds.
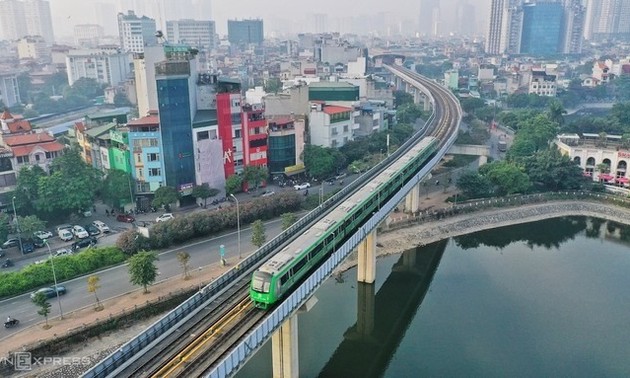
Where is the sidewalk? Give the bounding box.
[0,256,240,357]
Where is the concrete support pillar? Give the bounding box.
[356,282,375,338]
[404,183,421,213]
[478,155,488,167]
[272,314,299,378]
[357,230,377,283]
[423,96,431,112]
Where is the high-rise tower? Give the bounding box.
[486,0,523,55]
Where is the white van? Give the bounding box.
[58,229,73,242]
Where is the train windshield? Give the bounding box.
[252,271,272,293]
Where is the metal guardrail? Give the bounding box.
[83,66,446,378]
[207,72,462,377]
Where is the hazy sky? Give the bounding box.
[49,0,491,37]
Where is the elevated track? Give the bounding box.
[83,65,462,378]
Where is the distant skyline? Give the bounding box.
[47,0,491,38]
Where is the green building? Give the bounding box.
[308,82,360,102]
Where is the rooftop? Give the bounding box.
[322,105,352,115]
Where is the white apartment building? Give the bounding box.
[528,69,557,97]
[309,103,354,148]
[134,45,166,117]
[117,10,157,54]
[0,0,26,41]
[66,49,132,86]
[166,20,216,51]
[74,24,104,48]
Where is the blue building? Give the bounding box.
[126,112,166,197]
[520,2,564,55]
[155,57,197,197]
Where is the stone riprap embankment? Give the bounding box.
[377,200,630,256]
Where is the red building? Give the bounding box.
[216,91,269,181]
[241,103,268,167]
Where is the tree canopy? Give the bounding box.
[152,186,179,209]
[101,169,134,208]
[128,251,159,294]
[303,145,346,179]
[191,183,219,206]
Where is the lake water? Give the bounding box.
[237,217,630,377]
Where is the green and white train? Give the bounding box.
[250,136,439,309]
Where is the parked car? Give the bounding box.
[55,224,73,233]
[261,191,276,197]
[92,220,110,233]
[30,286,66,300]
[117,213,135,223]
[2,238,19,248]
[20,241,35,254]
[58,229,73,242]
[33,231,53,240]
[54,248,72,257]
[156,213,174,222]
[71,236,97,251]
[294,183,311,190]
[1,259,13,268]
[30,237,45,248]
[72,225,89,239]
[84,224,100,236]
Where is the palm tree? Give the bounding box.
[547,100,567,125]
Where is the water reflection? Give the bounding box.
[237,217,630,378]
[318,240,447,378]
[454,216,587,250]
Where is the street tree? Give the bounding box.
[480,161,531,195]
[113,93,132,107]
[225,174,243,195]
[128,251,159,294]
[281,212,297,231]
[242,165,268,191]
[14,165,47,214]
[87,275,102,311]
[152,186,179,211]
[523,148,585,191]
[251,219,266,248]
[304,145,343,179]
[176,251,191,280]
[192,183,219,207]
[37,148,102,216]
[32,292,52,328]
[101,169,133,208]
[456,171,494,199]
[0,213,9,244]
[17,215,46,238]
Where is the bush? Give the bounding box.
[0,247,126,299]
[129,191,304,254]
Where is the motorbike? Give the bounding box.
[4,318,19,328]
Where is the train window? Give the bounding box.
[293,257,307,274]
[280,273,289,285]
[325,233,334,244]
[252,271,271,292]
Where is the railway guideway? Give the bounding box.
[205,65,462,378]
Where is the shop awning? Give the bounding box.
[600,174,614,181]
[616,177,629,183]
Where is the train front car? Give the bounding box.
[250,270,275,309]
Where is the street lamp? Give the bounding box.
[44,240,63,319]
[11,196,22,254]
[229,194,241,259]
